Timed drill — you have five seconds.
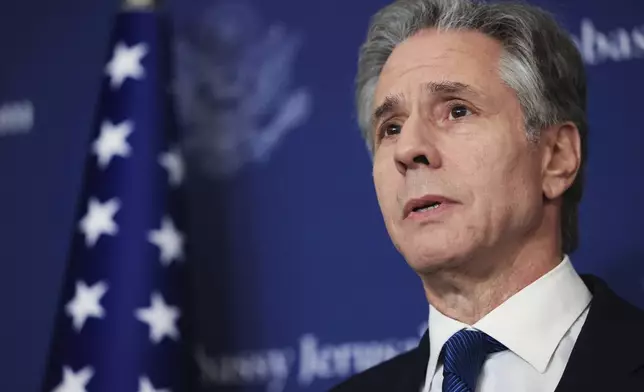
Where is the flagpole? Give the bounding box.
[122,0,156,10]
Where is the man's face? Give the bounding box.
[372,29,546,273]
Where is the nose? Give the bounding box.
[393,114,441,175]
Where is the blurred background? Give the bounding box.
[0,0,642,391]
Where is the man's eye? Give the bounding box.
[448,105,472,120]
[382,123,402,137]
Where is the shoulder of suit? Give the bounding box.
[580,273,644,360]
[330,347,420,391]
[584,273,644,324]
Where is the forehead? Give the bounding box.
[375,28,505,102]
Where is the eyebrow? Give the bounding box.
[371,81,478,127]
[371,94,403,128]
[425,81,476,95]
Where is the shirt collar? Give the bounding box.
[426,255,592,379]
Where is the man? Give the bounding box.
[332,0,644,391]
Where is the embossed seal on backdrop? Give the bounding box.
[173,1,312,178]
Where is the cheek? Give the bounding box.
[501,143,542,192]
[454,139,534,211]
[472,147,542,223]
[373,162,393,208]
[373,160,401,224]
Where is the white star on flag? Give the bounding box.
[158,148,185,187]
[138,376,170,392]
[78,197,121,247]
[92,120,133,169]
[52,366,94,392]
[105,42,148,88]
[65,281,108,332]
[148,216,184,266]
[135,292,181,344]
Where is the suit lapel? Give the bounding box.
[554,275,644,392]
[397,329,430,391]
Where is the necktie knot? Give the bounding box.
[441,329,507,392]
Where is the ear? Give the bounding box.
[541,122,582,200]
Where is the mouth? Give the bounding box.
[403,195,457,219]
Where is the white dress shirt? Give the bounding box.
[422,255,592,392]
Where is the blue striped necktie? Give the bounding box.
[441,329,507,392]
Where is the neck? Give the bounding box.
[420,236,562,325]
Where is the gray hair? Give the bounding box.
[356,0,588,254]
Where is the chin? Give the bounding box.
[404,250,460,274]
[397,231,474,274]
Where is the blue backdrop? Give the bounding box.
[0,0,643,391]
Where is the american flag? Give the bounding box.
[42,3,190,392]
